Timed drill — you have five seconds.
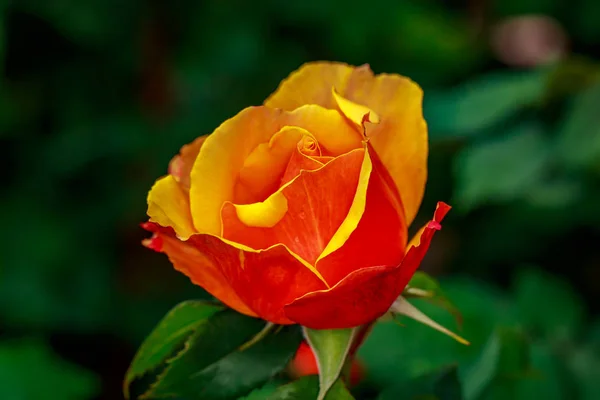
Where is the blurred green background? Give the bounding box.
[1,0,599,399]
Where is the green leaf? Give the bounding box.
[0,338,99,400]
[240,381,280,399]
[303,327,358,400]
[378,365,462,400]
[267,376,354,400]
[461,328,531,400]
[391,297,469,345]
[145,310,302,400]
[404,272,462,326]
[513,268,585,339]
[557,81,600,171]
[516,343,570,400]
[453,122,551,212]
[125,300,223,398]
[425,70,549,139]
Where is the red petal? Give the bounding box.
[186,235,328,324]
[284,202,450,329]
[141,222,256,317]
[315,148,407,286]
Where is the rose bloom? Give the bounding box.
[143,62,450,329]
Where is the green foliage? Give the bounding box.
[378,366,462,400]
[453,122,552,212]
[360,270,600,400]
[425,70,549,139]
[462,327,531,400]
[557,81,600,171]
[0,338,99,400]
[513,268,585,339]
[127,305,302,400]
[125,301,223,397]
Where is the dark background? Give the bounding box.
[1,0,599,399]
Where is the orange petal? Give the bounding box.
[221,149,365,265]
[284,202,450,329]
[141,222,255,317]
[146,175,196,239]
[189,105,361,235]
[185,234,328,324]
[168,135,208,190]
[266,62,427,226]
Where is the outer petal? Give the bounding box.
[265,62,427,226]
[314,145,407,286]
[265,63,352,110]
[221,149,365,265]
[168,135,208,190]
[185,235,328,324]
[284,202,450,329]
[142,222,255,317]
[146,175,196,239]
[189,105,361,235]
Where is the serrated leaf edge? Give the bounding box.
[124,300,222,399]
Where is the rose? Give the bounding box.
[142,62,450,329]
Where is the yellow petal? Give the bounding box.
[232,190,288,228]
[266,62,427,226]
[147,175,196,239]
[265,62,352,110]
[332,87,380,126]
[289,104,362,156]
[189,105,360,235]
